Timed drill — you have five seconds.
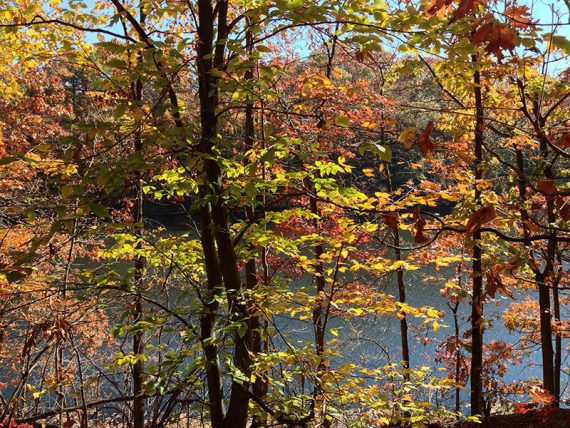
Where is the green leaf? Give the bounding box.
[89,203,110,218]
[358,142,392,162]
[335,114,349,127]
[551,35,570,54]
[6,270,27,283]
[113,104,127,119]
[0,156,18,166]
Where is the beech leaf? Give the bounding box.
[465,205,496,235]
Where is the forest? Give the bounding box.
[0,0,569,427]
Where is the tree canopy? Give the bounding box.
[0,0,569,427]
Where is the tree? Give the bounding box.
[0,0,568,426]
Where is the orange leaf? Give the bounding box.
[513,402,537,415]
[426,0,453,16]
[465,205,496,235]
[504,5,534,29]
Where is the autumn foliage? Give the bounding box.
[0,0,569,427]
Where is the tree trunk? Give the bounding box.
[553,274,561,405]
[196,1,252,426]
[386,169,410,376]
[537,114,556,401]
[470,56,485,417]
[132,58,145,428]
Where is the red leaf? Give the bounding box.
[472,22,494,46]
[537,179,557,195]
[382,212,399,229]
[555,132,570,148]
[472,22,516,59]
[451,0,483,22]
[414,218,430,243]
[465,205,496,235]
[413,205,421,221]
[418,121,435,157]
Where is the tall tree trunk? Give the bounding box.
[515,144,557,402]
[450,265,462,415]
[470,56,485,417]
[536,268,555,398]
[196,1,252,426]
[386,168,410,376]
[553,271,561,405]
[198,206,225,428]
[132,47,145,428]
[56,215,77,428]
[536,128,556,400]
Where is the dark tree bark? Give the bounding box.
[470,56,485,417]
[131,10,146,426]
[535,129,556,400]
[196,1,252,426]
[386,168,410,377]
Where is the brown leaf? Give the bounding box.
[414,217,430,243]
[64,418,76,428]
[418,121,435,157]
[451,0,483,22]
[382,212,399,229]
[472,22,494,46]
[0,263,31,275]
[465,205,496,235]
[554,132,570,148]
[537,179,557,195]
[413,205,421,221]
[485,273,501,299]
[485,271,513,299]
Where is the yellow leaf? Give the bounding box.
[398,127,417,149]
[132,106,145,121]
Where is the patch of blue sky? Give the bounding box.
[52,0,568,73]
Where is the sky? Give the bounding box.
[70,0,569,73]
